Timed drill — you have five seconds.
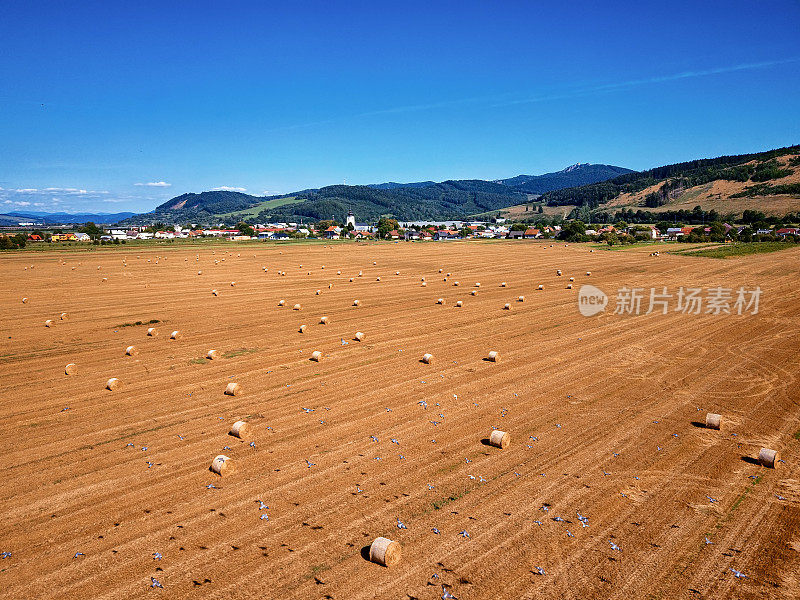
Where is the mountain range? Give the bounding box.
[534,145,800,218]
[128,163,633,225]
[0,211,136,227]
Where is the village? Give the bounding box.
[12,217,800,246]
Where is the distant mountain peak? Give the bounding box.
[561,162,590,172]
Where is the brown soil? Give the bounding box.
[1,242,799,599]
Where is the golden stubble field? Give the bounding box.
[1,240,799,600]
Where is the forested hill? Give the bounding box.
[540,145,800,209]
[495,163,633,194]
[128,162,631,224]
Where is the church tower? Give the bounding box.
[345,209,356,229]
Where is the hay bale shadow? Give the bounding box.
[360,545,371,562]
[479,438,491,446]
[690,421,706,428]
[741,456,761,466]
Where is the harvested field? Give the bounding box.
[1,241,799,599]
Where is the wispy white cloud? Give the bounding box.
[211,186,247,192]
[135,181,172,187]
[261,190,282,196]
[6,187,108,195]
[494,58,800,108]
[265,57,800,132]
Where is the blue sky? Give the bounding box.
[1,0,799,213]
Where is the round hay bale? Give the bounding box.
[705,413,722,430]
[586,271,591,276]
[299,324,307,333]
[504,303,510,310]
[566,283,573,289]
[395,271,400,275]
[358,271,363,277]
[569,277,574,282]
[421,281,427,287]
[230,421,251,439]
[101,277,107,282]
[337,270,342,275]
[231,281,236,287]
[470,290,477,296]
[475,282,481,287]
[437,298,444,304]
[126,345,138,356]
[369,537,401,567]
[293,303,302,310]
[353,299,360,306]
[456,300,463,307]
[373,261,377,265]
[350,277,354,282]
[453,281,460,286]
[147,327,158,337]
[316,290,321,295]
[376,277,381,282]
[500,282,506,287]
[45,319,53,327]
[422,353,433,364]
[225,382,241,396]
[60,312,69,320]
[204,349,218,360]
[557,270,562,276]
[210,454,234,476]
[198,270,202,275]
[106,378,122,391]
[355,331,365,341]
[65,363,77,375]
[518,295,525,302]
[22,297,28,303]
[212,289,219,296]
[487,351,499,362]
[537,284,544,290]
[447,272,451,277]
[310,350,323,362]
[320,316,329,325]
[421,277,426,282]
[170,330,180,340]
[759,448,779,468]
[489,430,510,449]
[439,268,443,273]
[278,299,285,306]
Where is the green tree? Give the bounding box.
[559,220,587,242]
[79,221,103,238]
[236,221,255,236]
[377,217,399,239]
[708,222,726,242]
